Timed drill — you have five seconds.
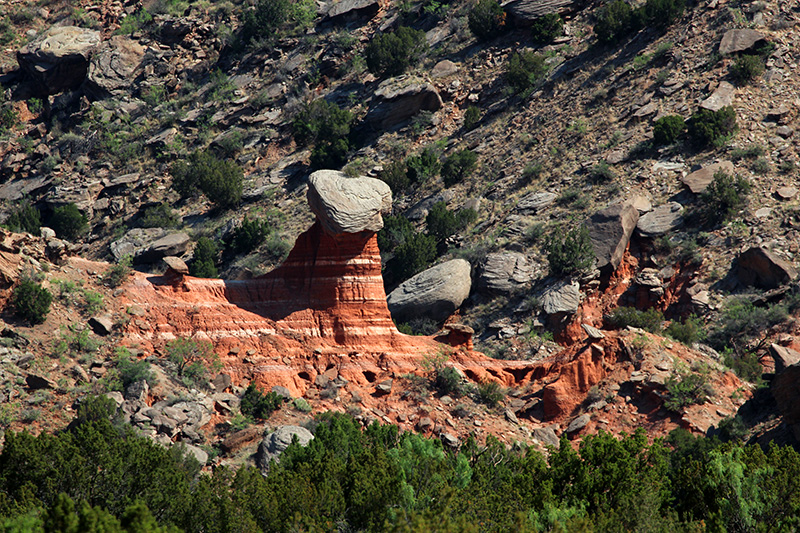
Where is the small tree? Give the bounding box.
[547,225,595,277]
[165,338,221,387]
[365,27,427,78]
[688,106,738,149]
[594,0,636,44]
[292,99,354,169]
[50,203,88,241]
[441,150,478,187]
[426,202,477,242]
[730,54,765,85]
[190,237,219,278]
[406,145,443,184]
[11,277,52,324]
[653,115,685,145]
[468,0,506,41]
[231,217,271,254]
[240,384,283,419]
[505,51,548,94]
[4,200,41,234]
[702,170,751,222]
[463,105,480,131]
[530,13,563,43]
[171,150,243,208]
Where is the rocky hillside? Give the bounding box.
[0,0,799,462]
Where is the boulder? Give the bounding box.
[307,170,392,235]
[111,229,191,264]
[772,364,800,440]
[181,443,209,465]
[719,29,767,55]
[323,0,380,22]
[431,60,458,78]
[532,426,560,448]
[769,344,800,373]
[516,191,557,214]
[735,247,797,289]
[479,252,534,295]
[587,203,639,271]
[636,202,684,237]
[163,256,189,275]
[502,0,574,24]
[387,259,472,322]
[84,36,145,99]
[366,76,443,130]
[257,425,314,468]
[540,280,580,315]
[17,26,101,94]
[26,374,56,389]
[88,315,114,336]
[700,81,735,112]
[566,413,591,434]
[681,161,734,194]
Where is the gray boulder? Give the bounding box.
[769,344,800,374]
[540,280,580,314]
[681,161,734,194]
[257,426,314,468]
[636,202,684,237]
[163,256,189,275]
[307,170,392,235]
[719,29,767,55]
[84,36,145,99]
[479,252,534,294]
[366,76,443,130]
[323,0,380,21]
[111,229,191,264]
[17,26,101,94]
[735,247,798,289]
[388,259,472,322]
[700,82,735,112]
[587,203,639,271]
[502,0,573,24]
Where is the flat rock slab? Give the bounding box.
[17,26,101,94]
[516,191,557,214]
[719,28,766,55]
[388,259,472,323]
[735,246,798,289]
[502,0,574,23]
[700,81,735,112]
[777,186,798,200]
[636,202,684,237]
[681,161,734,194]
[587,203,639,271]
[479,251,534,295]
[366,76,443,130]
[540,280,580,314]
[307,170,392,235]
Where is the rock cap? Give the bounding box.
[307,170,392,235]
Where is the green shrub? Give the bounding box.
[10,278,52,324]
[665,315,706,345]
[365,27,427,78]
[505,51,549,94]
[729,144,764,161]
[392,231,437,282]
[468,0,506,41]
[463,105,480,131]
[240,384,283,420]
[139,203,179,229]
[441,150,478,187]
[165,337,221,387]
[50,204,88,241]
[239,0,289,44]
[640,0,685,28]
[722,349,762,383]
[292,99,354,170]
[426,202,478,242]
[4,201,41,234]
[406,146,443,184]
[476,380,503,407]
[114,9,152,35]
[171,150,243,208]
[688,106,738,149]
[701,170,751,222]
[547,225,595,277]
[608,306,664,333]
[190,237,218,278]
[103,256,132,288]
[530,13,563,43]
[231,217,271,255]
[294,397,312,412]
[664,370,712,412]
[397,317,440,336]
[379,160,411,194]
[589,161,615,182]
[730,54,765,85]
[115,347,157,389]
[594,0,636,44]
[653,115,685,145]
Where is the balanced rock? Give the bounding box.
[587,203,639,271]
[307,170,392,235]
[163,256,189,275]
[735,247,798,289]
[479,252,534,295]
[17,26,101,94]
[84,36,145,99]
[257,426,314,468]
[636,202,684,237]
[681,161,734,194]
[366,76,443,130]
[719,29,767,55]
[388,259,472,322]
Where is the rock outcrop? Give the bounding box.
[257,425,314,468]
[84,36,145,99]
[734,247,798,289]
[636,202,684,238]
[387,259,472,323]
[366,77,443,130]
[17,26,101,94]
[478,251,534,295]
[719,29,767,55]
[681,161,734,194]
[587,203,639,271]
[502,0,574,24]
